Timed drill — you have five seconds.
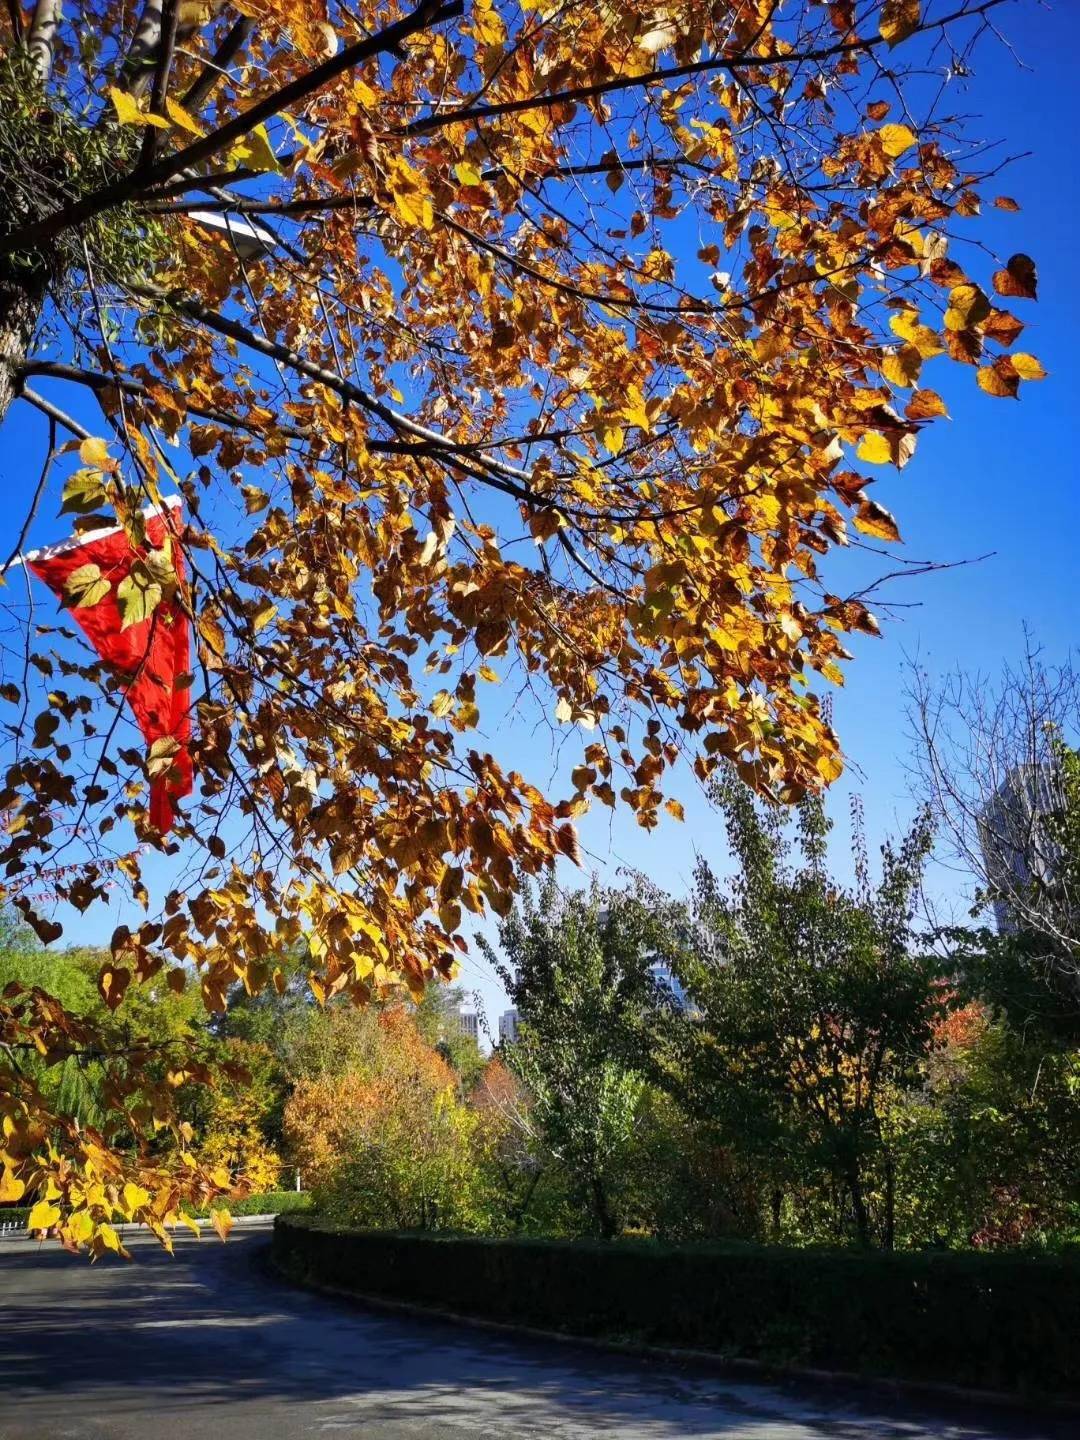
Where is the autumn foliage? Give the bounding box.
[0,0,1042,1248]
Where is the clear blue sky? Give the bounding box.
[1,1,1076,1031]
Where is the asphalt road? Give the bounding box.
[0,1225,1072,1440]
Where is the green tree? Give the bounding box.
[655,779,944,1248]
[481,879,660,1238]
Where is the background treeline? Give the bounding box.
[4,649,1079,1251]
[6,772,1077,1251]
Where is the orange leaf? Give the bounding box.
[853,498,902,543]
[992,254,1037,300]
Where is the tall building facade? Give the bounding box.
[979,763,1065,933]
[456,1008,480,1043]
[498,1008,519,1045]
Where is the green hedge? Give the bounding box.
[195,1190,313,1219]
[0,1190,311,1231]
[273,1215,1080,1399]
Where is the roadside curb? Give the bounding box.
[266,1245,1080,1421]
[0,1213,278,1242]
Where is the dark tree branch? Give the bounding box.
[16,384,92,442]
[3,404,59,574]
[0,0,464,258]
[15,359,311,442]
[181,14,256,113]
[140,0,181,169]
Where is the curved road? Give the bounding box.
[0,1226,1070,1440]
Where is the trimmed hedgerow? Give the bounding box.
[198,1190,313,1219]
[273,1215,1080,1399]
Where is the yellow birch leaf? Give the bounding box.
[856,432,892,465]
[878,123,917,158]
[879,0,920,48]
[164,97,206,136]
[211,1206,233,1240]
[0,1170,25,1202]
[79,436,111,467]
[228,124,281,174]
[1010,352,1046,380]
[28,1199,61,1230]
[109,86,170,129]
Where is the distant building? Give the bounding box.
[456,1009,480,1043]
[979,763,1065,932]
[498,1008,519,1045]
[649,958,689,1010]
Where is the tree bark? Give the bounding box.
[847,1166,872,1247]
[883,1152,896,1252]
[590,1174,617,1240]
[0,272,45,428]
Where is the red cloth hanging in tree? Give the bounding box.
[25,499,193,833]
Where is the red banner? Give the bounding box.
[26,500,193,833]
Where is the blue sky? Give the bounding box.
[448,0,1080,1024]
[1,1,1077,1031]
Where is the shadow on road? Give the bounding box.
[0,1229,1072,1440]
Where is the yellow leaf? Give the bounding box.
[454,161,483,186]
[879,0,920,48]
[882,346,921,389]
[431,690,454,718]
[817,751,844,783]
[602,425,624,456]
[28,1199,61,1231]
[665,799,685,821]
[79,436,111,467]
[977,362,1018,399]
[64,562,111,609]
[0,1169,25,1202]
[1010,352,1046,380]
[889,310,944,358]
[109,86,170,129]
[856,432,892,465]
[210,1206,233,1240]
[123,1181,151,1213]
[68,1209,94,1244]
[228,124,281,174]
[116,571,162,630]
[470,0,505,47]
[944,283,990,332]
[164,96,206,136]
[878,123,916,159]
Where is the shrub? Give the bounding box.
[273,1215,1080,1399]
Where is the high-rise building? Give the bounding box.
[456,1009,480,1043]
[649,958,689,1010]
[498,1008,519,1045]
[979,763,1065,932]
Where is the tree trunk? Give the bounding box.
[590,1174,617,1240]
[883,1152,896,1252]
[0,271,45,427]
[847,1166,872,1247]
[770,1187,783,1241]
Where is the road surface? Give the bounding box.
[0,1226,1071,1439]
